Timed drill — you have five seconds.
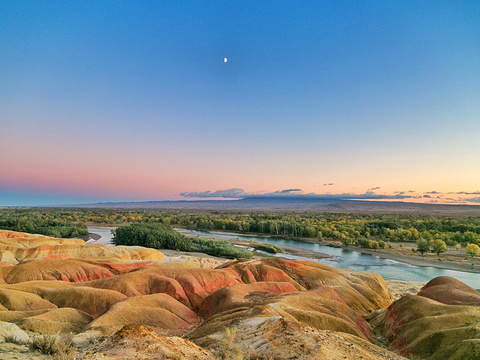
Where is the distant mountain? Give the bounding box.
[61,198,480,214]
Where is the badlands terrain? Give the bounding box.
[0,229,478,359]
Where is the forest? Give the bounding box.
[1,207,479,251]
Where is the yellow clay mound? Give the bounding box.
[87,293,201,334]
[38,286,127,317]
[0,250,18,265]
[19,307,93,334]
[2,279,76,293]
[0,309,50,323]
[0,288,57,311]
[0,230,164,263]
[198,281,299,318]
[86,268,192,307]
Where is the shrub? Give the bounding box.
[356,238,370,248]
[217,327,243,360]
[192,237,253,259]
[253,243,283,254]
[4,334,29,346]
[29,334,76,358]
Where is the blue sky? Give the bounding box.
[1,1,480,206]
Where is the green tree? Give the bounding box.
[432,239,447,256]
[466,243,480,257]
[416,239,430,256]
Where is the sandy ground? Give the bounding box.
[385,280,425,300]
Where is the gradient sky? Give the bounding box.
[1,1,480,206]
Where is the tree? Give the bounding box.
[466,243,480,257]
[416,238,430,256]
[454,243,461,251]
[432,239,447,256]
[378,240,385,249]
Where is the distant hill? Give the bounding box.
[61,198,480,214]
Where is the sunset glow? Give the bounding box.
[1,1,479,206]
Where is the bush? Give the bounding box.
[4,334,29,346]
[356,238,370,248]
[253,243,283,254]
[192,237,253,259]
[217,327,243,360]
[29,334,76,357]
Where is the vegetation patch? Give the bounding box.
[191,236,253,259]
[113,223,193,251]
[253,243,283,254]
[112,223,253,259]
[29,334,76,358]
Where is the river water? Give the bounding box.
[87,226,479,288]
[178,229,480,288]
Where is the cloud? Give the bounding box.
[449,191,480,195]
[180,188,415,201]
[366,187,381,193]
[465,197,480,203]
[274,189,302,194]
[323,183,335,186]
[423,195,432,198]
[408,190,416,193]
[180,188,247,199]
[425,191,440,194]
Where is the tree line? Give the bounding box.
[1,208,479,252]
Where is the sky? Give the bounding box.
[1,1,480,206]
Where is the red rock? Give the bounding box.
[418,276,480,306]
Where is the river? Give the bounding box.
[177,228,480,288]
[87,226,479,288]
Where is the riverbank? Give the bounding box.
[175,228,332,260]
[343,245,480,274]
[177,228,480,275]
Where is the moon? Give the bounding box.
[224,58,227,63]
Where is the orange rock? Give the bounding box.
[0,259,114,284]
